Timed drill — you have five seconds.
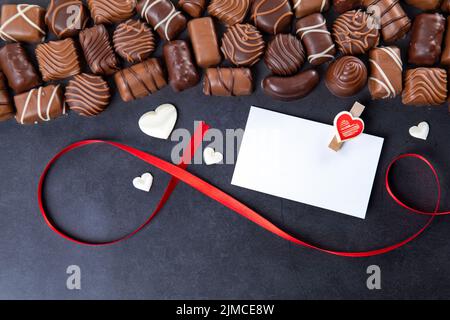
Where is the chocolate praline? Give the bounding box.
[221,23,265,67]
[333,10,379,55]
[45,0,89,38]
[264,34,305,76]
[325,56,368,97]
[113,19,155,63]
[251,0,293,35]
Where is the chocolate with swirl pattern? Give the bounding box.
[66,73,111,117]
[113,19,155,63]
[36,38,81,81]
[203,68,253,96]
[137,0,187,41]
[87,0,136,24]
[333,10,379,55]
[402,68,447,106]
[325,56,368,97]
[208,0,250,26]
[114,58,167,102]
[221,24,265,67]
[179,0,206,18]
[362,0,411,43]
[79,24,120,76]
[251,0,293,35]
[264,34,305,76]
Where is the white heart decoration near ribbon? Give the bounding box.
[133,173,154,192]
[409,122,430,141]
[138,104,178,140]
[203,147,223,165]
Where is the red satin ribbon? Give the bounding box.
[38,124,449,257]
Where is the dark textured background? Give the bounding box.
[0,0,449,300]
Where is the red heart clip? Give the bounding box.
[334,111,365,142]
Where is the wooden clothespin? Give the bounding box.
[329,102,366,152]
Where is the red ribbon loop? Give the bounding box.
[38,124,448,257]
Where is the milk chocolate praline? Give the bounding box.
[251,0,293,35]
[45,0,89,38]
[325,56,368,97]
[264,34,305,76]
[333,10,379,55]
[222,23,265,67]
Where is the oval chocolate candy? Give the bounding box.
[262,69,320,101]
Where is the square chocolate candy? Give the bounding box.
[0,4,46,43]
[14,85,66,125]
[36,39,81,82]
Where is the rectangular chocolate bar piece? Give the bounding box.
[402,68,447,106]
[0,43,42,94]
[114,58,167,102]
[296,13,336,66]
[0,72,14,121]
[36,38,81,81]
[368,46,403,100]
[363,0,411,43]
[137,0,187,41]
[188,17,221,68]
[163,40,200,92]
[14,85,66,125]
[79,25,120,75]
[0,4,46,43]
[408,13,445,66]
[203,68,253,96]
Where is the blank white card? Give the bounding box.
[231,107,384,219]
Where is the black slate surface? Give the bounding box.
[0,0,449,300]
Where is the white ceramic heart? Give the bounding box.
[138,104,177,140]
[203,147,223,165]
[409,122,430,141]
[133,173,154,192]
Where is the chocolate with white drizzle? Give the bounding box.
[292,0,329,19]
[14,85,65,125]
[296,13,336,66]
[0,4,46,43]
[137,0,187,41]
[368,46,403,100]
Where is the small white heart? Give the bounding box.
[409,122,430,141]
[138,104,177,140]
[133,173,154,192]
[203,147,223,165]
